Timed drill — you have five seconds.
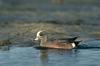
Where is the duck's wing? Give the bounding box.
[57,36,79,43]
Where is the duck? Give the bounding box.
[34,30,81,49]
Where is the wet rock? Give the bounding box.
[0,39,12,46]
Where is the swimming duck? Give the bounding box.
[34,30,81,49]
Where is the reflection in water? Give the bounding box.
[48,49,78,55]
[0,45,100,66]
[39,49,78,66]
[0,46,10,51]
[40,50,48,66]
[0,40,100,66]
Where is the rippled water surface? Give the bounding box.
[0,40,100,66]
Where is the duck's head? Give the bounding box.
[34,30,46,41]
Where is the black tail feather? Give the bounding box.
[67,36,79,43]
[74,41,82,46]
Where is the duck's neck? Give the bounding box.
[40,35,48,46]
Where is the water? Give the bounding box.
[0,40,100,66]
[0,0,100,66]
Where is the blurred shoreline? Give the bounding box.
[0,0,100,46]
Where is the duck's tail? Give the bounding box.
[67,36,79,43]
[74,41,82,46]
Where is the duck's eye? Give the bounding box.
[39,33,44,36]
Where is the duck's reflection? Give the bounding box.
[39,49,78,66]
[40,50,48,66]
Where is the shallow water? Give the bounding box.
[0,40,100,66]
